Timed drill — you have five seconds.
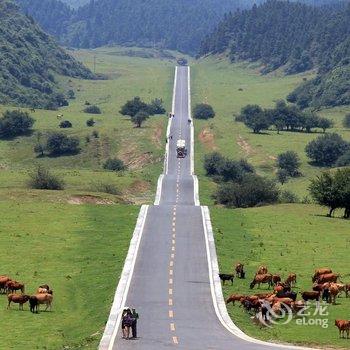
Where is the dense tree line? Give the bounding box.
[0,0,94,109]
[16,0,265,54]
[200,0,350,108]
[237,101,333,134]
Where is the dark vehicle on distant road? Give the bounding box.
[177,57,188,66]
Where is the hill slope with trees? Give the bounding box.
[0,0,94,109]
[16,0,266,54]
[200,0,350,108]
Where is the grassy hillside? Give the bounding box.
[0,46,176,349]
[192,57,350,347]
[191,57,350,203]
[0,0,94,109]
[0,46,177,205]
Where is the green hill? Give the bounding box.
[200,0,350,108]
[0,0,94,109]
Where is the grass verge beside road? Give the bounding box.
[0,201,139,349]
[211,204,350,348]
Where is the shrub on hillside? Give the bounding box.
[215,174,279,208]
[305,133,349,166]
[239,104,269,133]
[277,151,301,177]
[46,132,80,156]
[84,105,101,114]
[86,118,95,127]
[279,190,299,204]
[59,120,73,128]
[204,152,225,176]
[147,98,166,115]
[0,110,35,138]
[120,96,149,117]
[193,103,215,120]
[27,165,64,190]
[131,110,149,127]
[92,182,121,195]
[103,158,126,172]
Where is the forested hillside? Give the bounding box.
[16,0,265,54]
[200,0,350,109]
[0,0,94,109]
[61,0,88,8]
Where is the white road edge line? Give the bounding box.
[200,206,319,350]
[155,66,178,205]
[99,205,149,350]
[187,67,200,206]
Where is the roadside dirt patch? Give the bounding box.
[237,135,254,156]
[152,125,163,148]
[199,127,216,150]
[129,180,151,194]
[68,195,114,205]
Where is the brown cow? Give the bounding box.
[291,300,306,314]
[301,291,320,302]
[235,263,244,278]
[250,274,272,289]
[312,268,332,282]
[7,294,30,310]
[226,294,245,305]
[335,320,350,338]
[272,274,281,285]
[345,284,350,298]
[34,293,53,311]
[0,276,11,293]
[329,283,340,304]
[5,281,25,293]
[285,273,297,287]
[316,273,339,284]
[256,265,268,275]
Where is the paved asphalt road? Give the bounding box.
[112,67,296,349]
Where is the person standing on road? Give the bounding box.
[131,308,139,338]
[121,308,133,340]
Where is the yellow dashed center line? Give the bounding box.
[169,310,174,318]
[173,336,179,344]
[170,323,176,331]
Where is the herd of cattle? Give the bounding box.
[0,275,53,313]
[220,264,350,338]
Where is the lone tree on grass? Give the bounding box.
[239,104,270,133]
[84,105,101,114]
[309,168,350,218]
[131,110,149,128]
[0,110,35,138]
[86,118,95,127]
[305,133,349,166]
[277,151,301,177]
[103,158,126,172]
[193,103,215,120]
[28,165,64,190]
[120,97,149,117]
[46,132,80,156]
[59,120,73,128]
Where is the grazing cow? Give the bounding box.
[301,291,320,302]
[7,294,30,310]
[312,268,332,282]
[285,273,297,287]
[0,276,11,293]
[34,293,53,311]
[254,292,274,299]
[39,284,50,291]
[335,320,350,338]
[276,291,297,302]
[329,283,340,304]
[272,274,281,285]
[29,296,39,313]
[235,263,245,279]
[256,265,268,275]
[219,274,234,285]
[6,281,25,293]
[316,273,339,284]
[274,284,284,293]
[250,274,272,289]
[334,283,346,297]
[226,294,245,305]
[241,298,261,313]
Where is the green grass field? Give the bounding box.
[0,46,178,204]
[211,204,350,348]
[192,57,350,348]
[191,57,350,203]
[0,47,178,349]
[0,201,139,349]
